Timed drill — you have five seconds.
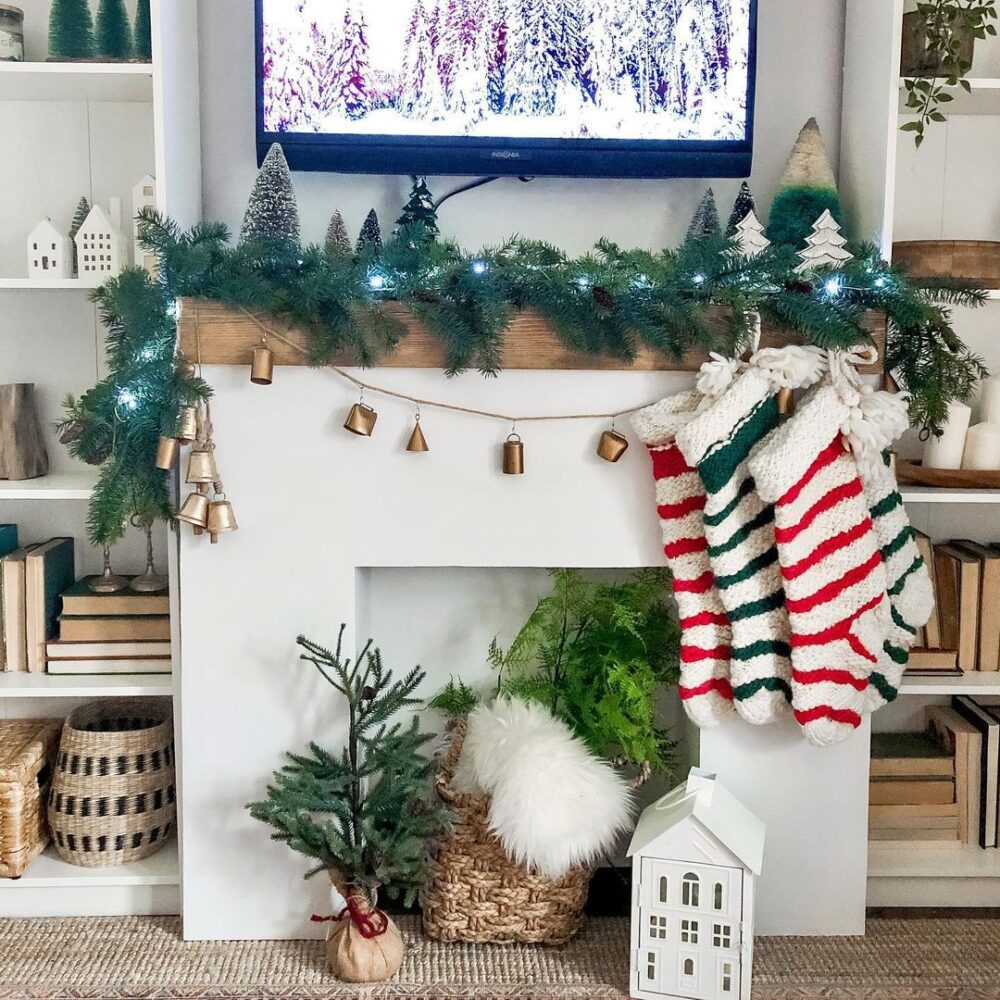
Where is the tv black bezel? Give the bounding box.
[254,0,758,178]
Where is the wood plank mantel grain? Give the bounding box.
[177,298,887,374]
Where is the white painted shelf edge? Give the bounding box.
[2,840,178,889]
[0,61,153,103]
[869,842,1000,879]
[900,487,1000,504]
[0,278,98,290]
[0,471,99,499]
[898,673,1000,696]
[899,77,1000,116]
[0,672,173,698]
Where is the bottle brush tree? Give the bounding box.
[68,196,91,276]
[95,0,133,59]
[686,189,722,240]
[48,0,95,60]
[357,208,382,253]
[134,0,152,61]
[247,626,450,905]
[395,176,439,241]
[240,143,301,246]
[325,211,352,256]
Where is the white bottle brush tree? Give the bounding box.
[247,625,450,905]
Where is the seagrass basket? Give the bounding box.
[0,718,63,878]
[48,698,175,868]
[420,719,592,946]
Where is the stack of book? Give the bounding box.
[1,532,75,673]
[870,698,1000,850]
[48,578,171,675]
[906,533,1000,675]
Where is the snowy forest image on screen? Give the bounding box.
[262,0,752,142]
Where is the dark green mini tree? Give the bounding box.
[68,196,90,276]
[325,211,352,256]
[48,0,95,60]
[96,0,133,59]
[240,143,300,245]
[727,182,757,235]
[357,208,382,253]
[395,177,439,240]
[247,627,450,905]
[686,188,721,240]
[134,0,152,61]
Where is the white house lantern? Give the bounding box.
[132,174,157,271]
[628,769,765,1000]
[75,200,125,285]
[26,218,71,279]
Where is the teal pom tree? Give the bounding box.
[395,177,439,240]
[95,0,133,59]
[768,118,845,250]
[247,626,450,905]
[48,0,95,60]
[134,0,152,61]
[686,189,722,240]
[240,143,300,246]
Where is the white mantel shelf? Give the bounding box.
[0,62,153,103]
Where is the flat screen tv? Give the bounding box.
[256,0,757,178]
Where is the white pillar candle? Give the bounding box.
[981,376,1000,425]
[923,401,972,470]
[962,422,1000,471]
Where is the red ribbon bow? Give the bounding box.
[311,894,390,940]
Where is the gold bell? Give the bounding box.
[250,344,274,385]
[206,496,238,539]
[176,406,199,443]
[597,429,629,463]
[777,387,795,418]
[155,435,179,470]
[344,402,378,436]
[185,446,220,484]
[176,489,209,529]
[176,356,197,379]
[503,433,524,475]
[406,418,429,453]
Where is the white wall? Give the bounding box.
[180,0,868,941]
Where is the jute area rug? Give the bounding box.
[1,915,999,1000]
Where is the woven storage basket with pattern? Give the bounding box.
[0,718,63,878]
[421,719,591,946]
[48,698,175,868]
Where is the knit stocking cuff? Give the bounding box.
[631,389,703,447]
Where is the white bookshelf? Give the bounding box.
[899,674,1000,696]
[899,77,1000,117]
[0,0,200,921]
[901,487,1000,505]
[0,672,173,698]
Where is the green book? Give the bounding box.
[0,525,18,667]
[25,538,75,673]
[871,730,954,778]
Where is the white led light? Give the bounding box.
[117,388,138,410]
[471,260,488,275]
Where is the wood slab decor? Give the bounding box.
[892,240,1000,287]
[0,383,49,481]
[177,299,887,374]
[896,459,1000,490]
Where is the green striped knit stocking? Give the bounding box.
[632,390,735,728]
[748,382,893,746]
[675,347,825,726]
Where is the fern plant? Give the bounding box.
[247,626,450,905]
[433,570,680,773]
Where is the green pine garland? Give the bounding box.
[64,210,988,543]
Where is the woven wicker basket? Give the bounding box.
[421,720,591,946]
[48,698,175,868]
[1,718,63,878]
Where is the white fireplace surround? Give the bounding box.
[178,365,868,941]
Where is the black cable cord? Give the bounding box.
[433,174,534,210]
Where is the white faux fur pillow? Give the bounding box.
[451,698,635,880]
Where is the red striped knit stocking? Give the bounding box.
[748,382,892,746]
[632,390,735,728]
[675,347,826,727]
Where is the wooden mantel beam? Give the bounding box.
[177,298,886,374]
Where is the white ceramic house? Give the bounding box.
[132,174,157,271]
[26,218,71,279]
[76,200,125,285]
[628,769,765,1000]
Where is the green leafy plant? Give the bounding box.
[478,569,680,773]
[902,1,998,147]
[247,626,450,905]
[427,677,481,716]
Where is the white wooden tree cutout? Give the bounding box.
[734,210,769,257]
[795,209,853,273]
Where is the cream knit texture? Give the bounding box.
[748,384,892,747]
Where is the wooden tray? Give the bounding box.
[896,459,1000,489]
